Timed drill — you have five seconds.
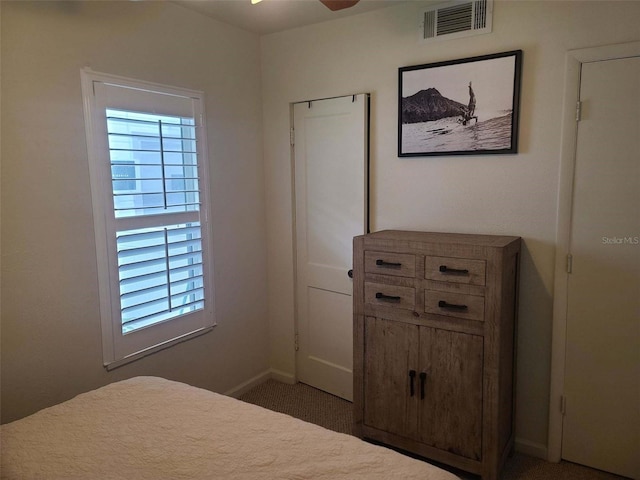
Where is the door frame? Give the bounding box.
[290,93,371,383]
[548,41,640,463]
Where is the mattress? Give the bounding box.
[1,376,460,479]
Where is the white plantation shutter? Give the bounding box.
[82,70,215,368]
[106,110,201,218]
[117,223,205,332]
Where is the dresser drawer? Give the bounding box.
[365,282,415,310]
[424,290,485,322]
[424,256,486,286]
[365,251,416,278]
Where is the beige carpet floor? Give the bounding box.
[239,379,628,480]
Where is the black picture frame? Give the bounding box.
[398,50,522,157]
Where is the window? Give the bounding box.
[81,69,215,368]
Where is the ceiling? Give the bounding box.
[173,0,410,35]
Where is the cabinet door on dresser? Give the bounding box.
[363,317,419,439]
[419,328,483,461]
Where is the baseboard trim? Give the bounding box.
[224,368,296,398]
[515,437,548,460]
[269,368,295,385]
[224,370,272,398]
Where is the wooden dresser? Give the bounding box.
[353,230,521,480]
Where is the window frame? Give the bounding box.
[81,68,215,369]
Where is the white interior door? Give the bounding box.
[562,55,639,479]
[294,94,368,401]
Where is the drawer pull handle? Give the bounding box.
[376,259,402,268]
[376,292,401,302]
[438,300,468,311]
[409,370,416,397]
[439,265,469,275]
[420,372,427,400]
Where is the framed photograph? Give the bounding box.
[398,50,522,157]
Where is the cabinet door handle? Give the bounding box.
[376,292,401,302]
[409,370,416,397]
[376,259,402,268]
[419,372,427,400]
[438,300,468,311]
[439,265,469,275]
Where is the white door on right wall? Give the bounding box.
[562,55,639,479]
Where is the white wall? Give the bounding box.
[261,0,640,456]
[0,1,269,423]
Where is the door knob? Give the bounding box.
[348,269,353,278]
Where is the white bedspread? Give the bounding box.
[1,377,459,479]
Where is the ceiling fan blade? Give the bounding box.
[319,0,360,11]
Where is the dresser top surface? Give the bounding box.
[359,230,521,248]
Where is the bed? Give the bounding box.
[1,376,460,480]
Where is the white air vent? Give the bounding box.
[420,0,493,43]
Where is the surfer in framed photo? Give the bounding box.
[459,81,478,126]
